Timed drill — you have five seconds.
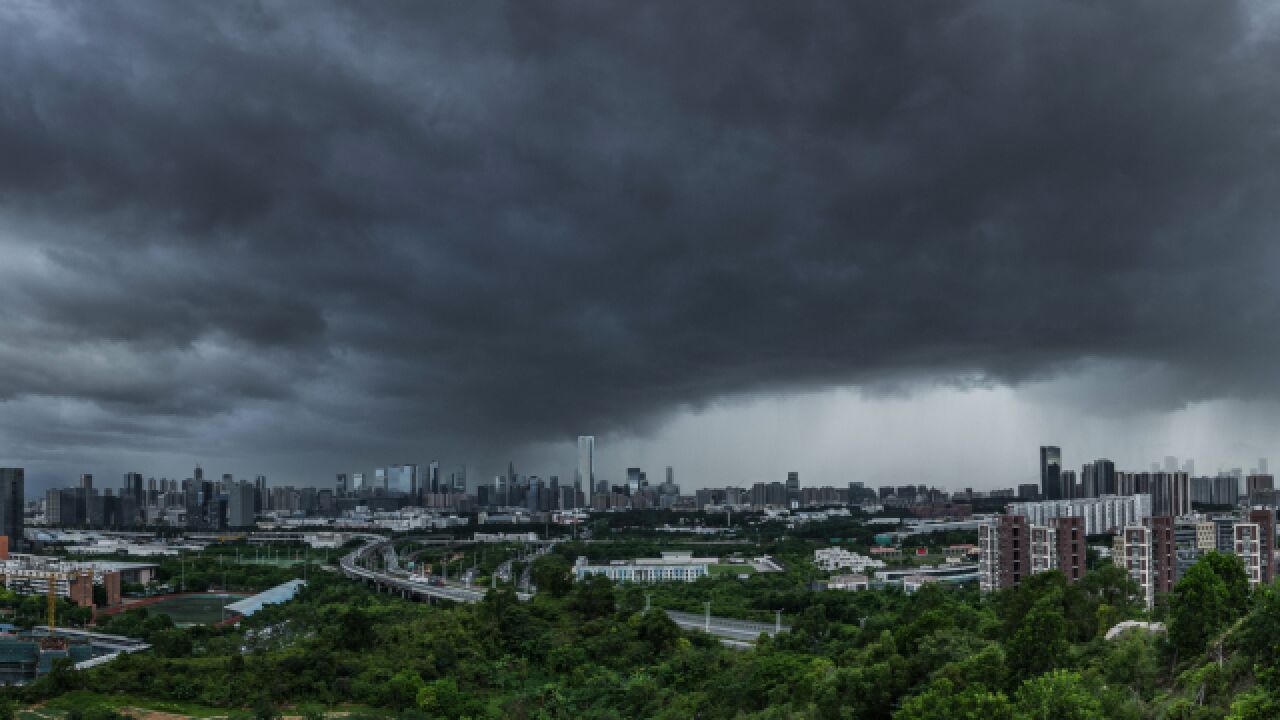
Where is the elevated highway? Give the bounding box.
[339,536,787,646]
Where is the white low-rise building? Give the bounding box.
[813,547,887,574]
[827,574,870,591]
[574,552,713,583]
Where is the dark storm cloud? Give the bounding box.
[0,0,1278,472]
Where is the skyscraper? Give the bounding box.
[0,469,23,549]
[1040,446,1062,500]
[576,435,595,505]
[228,480,256,528]
[428,461,441,494]
[392,464,418,495]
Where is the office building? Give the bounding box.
[1040,446,1062,500]
[573,552,712,584]
[427,462,441,495]
[576,436,595,505]
[228,481,256,528]
[0,470,22,549]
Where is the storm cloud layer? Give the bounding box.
[1,1,1279,484]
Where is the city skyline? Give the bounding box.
[11,436,1279,499]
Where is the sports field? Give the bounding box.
[141,594,245,626]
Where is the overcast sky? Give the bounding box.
[3,1,1280,493]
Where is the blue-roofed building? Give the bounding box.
[224,579,306,619]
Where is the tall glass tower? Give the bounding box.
[1040,446,1062,500]
[576,436,595,506]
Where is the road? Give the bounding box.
[340,536,784,646]
[664,609,789,646]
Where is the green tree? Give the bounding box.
[1168,553,1249,658]
[530,554,573,598]
[1234,583,1280,663]
[569,575,616,619]
[1013,670,1102,720]
[1006,595,1066,682]
[385,670,426,710]
[895,678,1013,720]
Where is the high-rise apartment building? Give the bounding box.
[1114,518,1180,611]
[980,513,1087,592]
[1081,459,1116,498]
[1150,472,1191,517]
[1246,474,1275,505]
[1119,524,1155,608]
[1235,520,1266,588]
[1247,508,1275,586]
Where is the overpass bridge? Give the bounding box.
[340,537,532,603]
[339,536,788,646]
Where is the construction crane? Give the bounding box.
[47,572,56,633]
[39,572,66,651]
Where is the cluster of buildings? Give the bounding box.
[976,447,1280,609]
[981,507,1278,610]
[1035,446,1273,509]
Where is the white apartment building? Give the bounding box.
[1006,494,1153,536]
[1029,524,1058,575]
[1234,522,1264,587]
[1114,525,1155,609]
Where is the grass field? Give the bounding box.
[142,594,244,626]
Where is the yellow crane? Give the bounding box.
[39,572,66,651]
[47,572,56,633]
